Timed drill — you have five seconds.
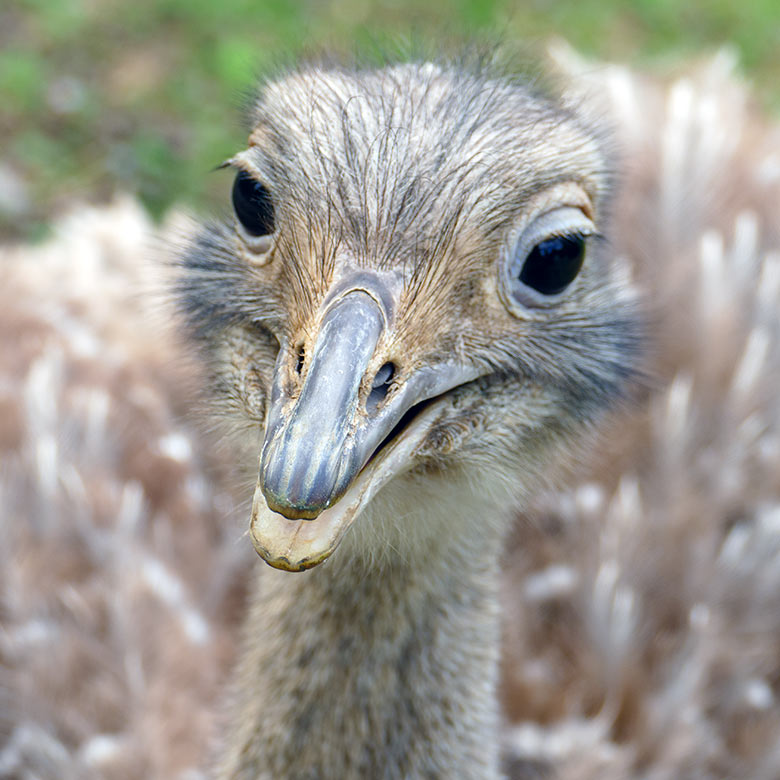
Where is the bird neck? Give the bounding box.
[216,496,508,779]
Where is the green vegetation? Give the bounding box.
[2,0,778,240]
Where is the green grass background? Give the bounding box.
[2,0,779,240]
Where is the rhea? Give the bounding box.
[178,60,640,778]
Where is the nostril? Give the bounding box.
[294,344,305,375]
[373,362,395,387]
[367,362,395,413]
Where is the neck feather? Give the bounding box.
[216,476,511,780]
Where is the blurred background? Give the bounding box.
[2,0,779,243]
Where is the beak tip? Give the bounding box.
[259,472,333,520]
[259,435,351,520]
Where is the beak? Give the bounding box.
[250,274,480,571]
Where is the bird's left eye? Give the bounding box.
[519,234,586,296]
[503,206,594,310]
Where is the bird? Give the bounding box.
[175,56,642,778]
[1,47,780,780]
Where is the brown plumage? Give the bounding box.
[1,47,779,779]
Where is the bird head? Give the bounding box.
[179,61,641,571]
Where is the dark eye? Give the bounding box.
[518,234,585,296]
[232,170,275,237]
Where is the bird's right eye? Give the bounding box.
[232,170,275,237]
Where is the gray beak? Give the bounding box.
[260,289,385,519]
[250,271,482,570]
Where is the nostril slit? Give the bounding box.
[294,344,305,375]
[367,362,396,413]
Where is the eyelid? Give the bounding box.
[237,228,273,254]
[225,150,270,183]
[521,207,594,244]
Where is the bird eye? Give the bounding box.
[519,234,585,296]
[503,206,594,310]
[232,170,275,237]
